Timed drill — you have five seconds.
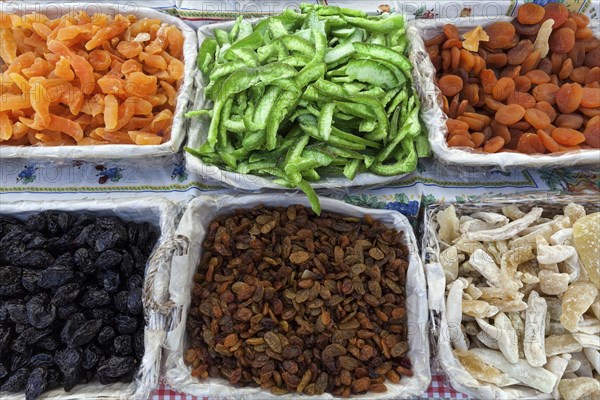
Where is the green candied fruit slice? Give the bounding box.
[572,212,600,289]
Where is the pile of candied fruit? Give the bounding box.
[0,11,185,146]
[425,3,600,154]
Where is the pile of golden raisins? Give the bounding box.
[426,2,599,154]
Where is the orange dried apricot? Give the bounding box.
[556,83,583,113]
[551,127,586,145]
[534,101,557,123]
[525,69,551,85]
[517,132,545,153]
[444,24,460,40]
[514,76,532,92]
[532,83,560,104]
[448,134,475,148]
[438,74,464,97]
[569,11,590,28]
[484,22,516,49]
[520,50,541,74]
[555,113,584,130]
[580,87,600,108]
[517,3,545,25]
[507,40,533,65]
[483,135,505,153]
[480,69,497,94]
[491,120,511,143]
[471,132,485,147]
[549,28,575,54]
[492,77,515,101]
[583,122,600,148]
[495,104,526,126]
[457,115,486,131]
[446,118,470,133]
[524,107,551,129]
[542,3,569,28]
[486,52,508,68]
[507,92,536,109]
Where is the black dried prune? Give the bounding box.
[94,250,122,271]
[22,232,47,249]
[51,282,82,306]
[57,303,80,320]
[82,344,102,370]
[127,274,144,290]
[119,250,134,277]
[54,346,82,391]
[112,335,132,355]
[37,266,75,289]
[73,224,96,249]
[79,289,110,308]
[133,328,144,359]
[129,246,147,274]
[14,249,54,269]
[94,230,124,253]
[0,266,22,285]
[52,253,76,269]
[71,319,103,347]
[25,213,47,233]
[60,313,86,344]
[56,212,74,233]
[97,326,116,348]
[114,315,138,334]
[73,247,96,274]
[25,366,47,400]
[11,327,51,353]
[113,291,129,314]
[26,293,56,329]
[0,367,28,392]
[73,213,94,227]
[127,288,143,315]
[8,302,29,325]
[46,367,60,389]
[21,269,41,292]
[0,325,11,356]
[0,282,24,298]
[101,270,120,293]
[28,353,54,368]
[90,308,114,325]
[36,336,58,352]
[96,356,136,384]
[0,363,7,379]
[11,348,31,371]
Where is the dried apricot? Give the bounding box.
[524,107,551,129]
[458,49,475,72]
[450,46,461,70]
[551,127,586,145]
[583,122,600,148]
[495,104,526,126]
[586,68,600,86]
[570,67,590,84]
[491,120,511,143]
[448,134,475,148]
[575,28,593,40]
[517,3,545,25]
[556,83,583,113]
[462,83,479,105]
[525,69,551,84]
[486,52,508,68]
[558,58,573,80]
[449,130,471,140]
[580,87,600,108]
[444,24,460,40]
[555,113,584,130]
[537,57,553,75]
[532,83,560,104]
[569,11,590,28]
[492,77,515,101]
[507,40,533,65]
[446,118,470,133]
[514,76,532,92]
[517,54,538,76]
[517,132,545,153]
[500,65,521,80]
[471,131,485,147]
[507,91,536,109]
[483,135,505,153]
[484,22,516,49]
[542,3,568,28]
[585,48,600,68]
[484,96,504,112]
[480,69,497,94]
[549,28,575,53]
[457,115,486,131]
[568,42,586,68]
[534,101,557,123]
[562,17,578,33]
[439,75,464,97]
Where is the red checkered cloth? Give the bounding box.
[151,375,470,399]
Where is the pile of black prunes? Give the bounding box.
[0,211,158,399]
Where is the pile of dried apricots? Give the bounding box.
[0,11,185,146]
[426,3,600,154]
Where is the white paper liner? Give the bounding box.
[421,194,600,400]
[184,18,425,191]
[407,17,600,170]
[0,2,197,159]
[0,197,179,400]
[163,193,431,399]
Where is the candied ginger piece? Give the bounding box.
[455,349,519,387]
[561,282,598,332]
[558,377,600,400]
[572,213,600,289]
[438,205,460,243]
[539,269,570,295]
[565,203,586,225]
[533,19,554,58]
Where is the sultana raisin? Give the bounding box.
[438,75,464,97]
[542,3,569,28]
[555,83,583,113]
[525,69,551,85]
[520,50,541,74]
[517,3,546,25]
[486,52,508,68]
[480,69,497,94]
[508,91,536,109]
[549,28,575,54]
[483,135,505,153]
[551,127,586,145]
[524,107,551,129]
[555,113,584,130]
[492,77,515,101]
[514,76,532,92]
[534,101,557,122]
[580,87,600,108]
[495,104,526,126]
[507,40,533,65]
[484,22,516,49]
[532,83,560,104]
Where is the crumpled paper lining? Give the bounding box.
[163,194,431,399]
[0,2,197,159]
[407,17,600,170]
[184,18,424,191]
[0,197,179,400]
[421,197,600,400]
